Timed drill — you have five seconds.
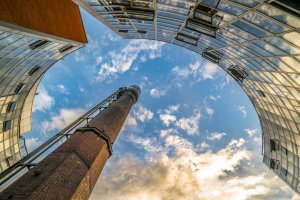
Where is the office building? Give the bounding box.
[0,0,87,172]
[74,0,300,193]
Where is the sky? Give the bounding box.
[23,8,300,200]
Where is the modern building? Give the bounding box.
[0,0,87,172]
[74,0,300,193]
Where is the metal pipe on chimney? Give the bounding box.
[0,85,140,200]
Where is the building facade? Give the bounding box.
[74,0,300,193]
[0,0,87,172]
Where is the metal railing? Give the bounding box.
[0,87,126,190]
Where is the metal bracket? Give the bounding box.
[75,127,113,157]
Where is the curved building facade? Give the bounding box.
[0,0,87,172]
[73,0,300,193]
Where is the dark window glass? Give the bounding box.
[202,48,222,64]
[270,139,280,151]
[228,65,249,82]
[3,120,11,131]
[6,102,16,113]
[176,33,198,46]
[271,0,300,16]
[257,90,266,97]
[29,40,49,50]
[186,19,216,38]
[28,66,41,76]
[137,30,147,34]
[281,146,288,155]
[59,45,74,53]
[119,30,129,33]
[14,83,25,94]
[280,167,288,176]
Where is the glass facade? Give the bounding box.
[74,0,300,193]
[0,24,83,172]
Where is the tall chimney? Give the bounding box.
[0,85,141,200]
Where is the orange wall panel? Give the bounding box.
[0,0,87,43]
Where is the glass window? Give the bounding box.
[257,4,300,28]
[232,20,267,38]
[229,0,259,8]
[6,102,16,113]
[29,40,49,50]
[218,1,247,16]
[14,83,25,94]
[244,12,290,34]
[28,66,41,76]
[3,121,11,132]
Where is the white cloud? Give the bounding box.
[172,66,190,79]
[97,40,164,81]
[175,110,201,135]
[208,95,220,101]
[159,105,180,127]
[160,114,177,127]
[197,141,210,149]
[207,132,226,141]
[133,104,154,123]
[244,129,257,138]
[205,104,214,118]
[41,108,84,134]
[201,61,219,80]
[171,61,219,82]
[160,128,177,137]
[127,135,162,153]
[238,106,247,118]
[150,88,167,98]
[25,137,42,151]
[33,85,54,112]
[90,136,260,200]
[57,84,68,94]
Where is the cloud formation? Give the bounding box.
[207,132,226,141]
[91,134,282,200]
[172,61,219,82]
[33,85,54,112]
[40,108,84,134]
[175,110,201,135]
[150,88,167,98]
[97,40,164,81]
[238,106,247,118]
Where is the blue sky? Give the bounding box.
[24,9,299,200]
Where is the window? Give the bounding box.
[281,146,288,155]
[270,139,280,151]
[14,83,25,94]
[124,8,154,21]
[270,159,280,170]
[280,167,288,176]
[271,0,300,16]
[59,45,74,53]
[6,102,16,113]
[28,66,41,76]
[176,33,198,46]
[257,90,266,97]
[3,120,11,131]
[29,40,49,50]
[137,30,147,34]
[202,48,222,64]
[228,65,249,82]
[119,30,129,33]
[186,19,216,38]
[193,4,217,25]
